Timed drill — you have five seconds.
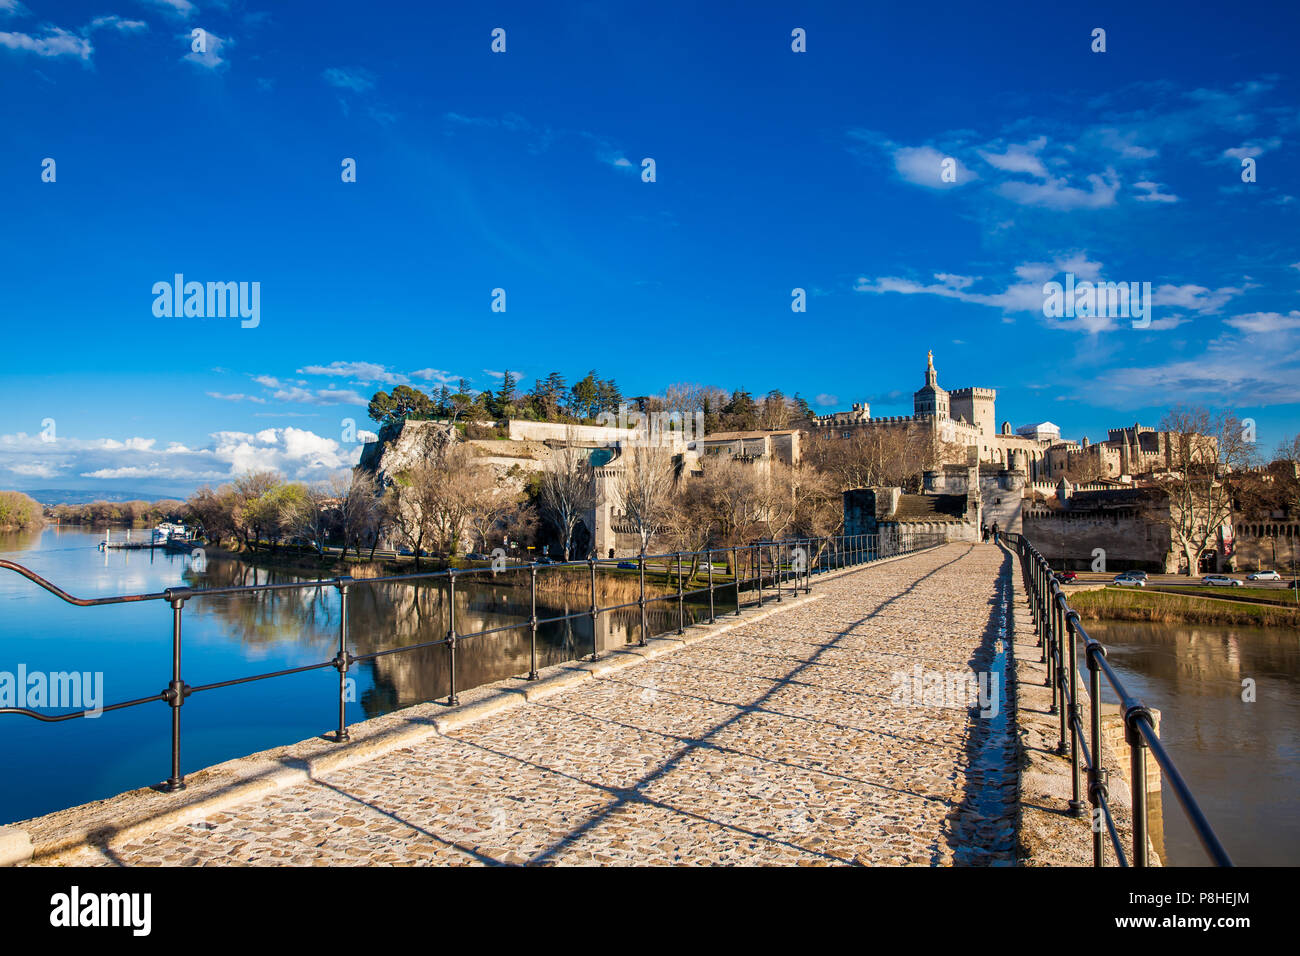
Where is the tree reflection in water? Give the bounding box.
[185,557,712,719]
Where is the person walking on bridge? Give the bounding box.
[991,521,1000,544]
[981,524,989,543]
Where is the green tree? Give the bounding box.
[569,371,600,420]
[722,389,759,431]
[368,385,434,426]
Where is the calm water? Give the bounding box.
[0,526,712,825]
[1086,619,1300,866]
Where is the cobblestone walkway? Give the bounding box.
[67,543,1015,866]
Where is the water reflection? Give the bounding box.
[1086,619,1300,867]
[187,555,713,716]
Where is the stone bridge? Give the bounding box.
[24,543,1034,866]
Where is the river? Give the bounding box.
[0,526,715,825]
[1086,619,1300,867]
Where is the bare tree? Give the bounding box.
[464,475,516,553]
[1148,406,1250,575]
[291,483,336,558]
[615,445,678,553]
[331,470,380,558]
[1274,434,1300,464]
[538,440,595,559]
[805,425,927,492]
[383,459,441,569]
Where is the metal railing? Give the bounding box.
[1004,532,1232,867]
[0,530,942,795]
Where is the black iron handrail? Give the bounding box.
[0,531,942,794]
[1003,532,1233,867]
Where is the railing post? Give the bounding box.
[1055,583,1069,756]
[589,556,600,660]
[162,586,192,792]
[333,575,354,743]
[528,564,540,678]
[755,545,763,607]
[638,552,649,644]
[774,543,782,602]
[446,572,459,706]
[1065,592,1084,815]
[675,553,685,634]
[1128,706,1152,867]
[732,545,740,615]
[1085,636,1108,867]
[707,549,716,624]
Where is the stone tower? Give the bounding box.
[913,350,950,419]
[950,386,997,441]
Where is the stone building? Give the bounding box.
[842,455,1027,544]
[1023,481,1176,572]
[802,351,1055,480]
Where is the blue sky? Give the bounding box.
[1,0,1298,497]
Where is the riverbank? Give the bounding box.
[0,491,45,532]
[1068,587,1300,627]
[204,543,688,600]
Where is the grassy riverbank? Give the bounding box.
[0,491,45,532]
[201,544,688,600]
[1068,587,1300,627]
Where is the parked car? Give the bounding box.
[1112,574,1145,587]
[1246,570,1281,581]
[465,552,489,561]
[1201,575,1243,587]
[616,561,638,570]
[1053,571,1078,583]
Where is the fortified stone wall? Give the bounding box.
[1230,524,1300,572]
[980,474,1023,535]
[1022,512,1174,572]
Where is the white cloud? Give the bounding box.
[298,361,406,385]
[0,426,362,487]
[272,387,368,406]
[322,66,375,92]
[0,26,92,59]
[1132,180,1179,203]
[137,0,196,18]
[410,368,458,386]
[181,29,227,70]
[1224,310,1300,334]
[815,394,838,407]
[977,138,1049,179]
[1152,283,1242,314]
[891,145,975,189]
[1223,139,1280,160]
[85,15,148,34]
[1093,127,1158,160]
[854,254,1183,334]
[207,391,267,404]
[997,170,1120,210]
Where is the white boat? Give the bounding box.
[153,522,191,543]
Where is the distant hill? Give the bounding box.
[24,489,182,507]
